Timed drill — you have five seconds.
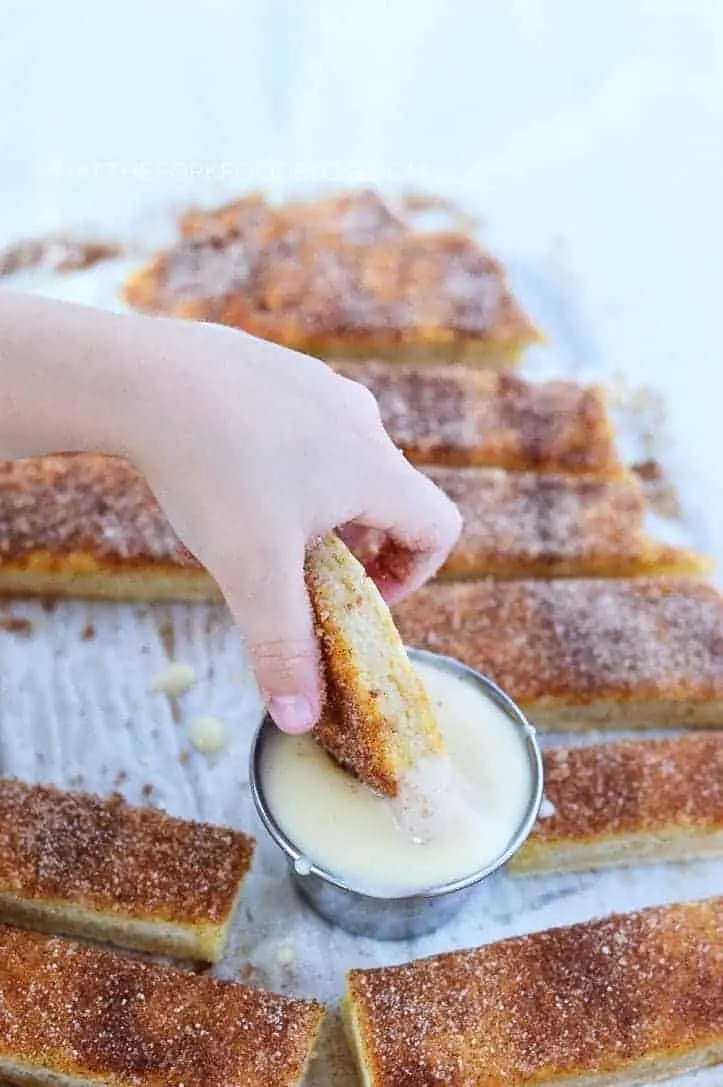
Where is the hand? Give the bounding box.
[128,318,462,733]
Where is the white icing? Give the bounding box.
[261,659,533,897]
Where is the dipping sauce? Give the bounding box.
[260,659,534,897]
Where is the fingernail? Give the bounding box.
[268,696,315,734]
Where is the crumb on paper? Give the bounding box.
[141,783,155,800]
[608,375,669,463]
[54,239,123,272]
[148,661,196,697]
[114,769,129,787]
[401,189,482,232]
[188,715,228,756]
[80,623,96,641]
[276,939,296,967]
[632,458,663,482]
[179,749,190,766]
[635,473,682,520]
[0,616,33,637]
[0,238,46,276]
[632,460,682,519]
[158,619,175,659]
[238,963,258,984]
[538,796,557,819]
[0,233,123,277]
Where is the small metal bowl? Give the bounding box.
[250,648,543,941]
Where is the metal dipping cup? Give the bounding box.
[249,648,543,941]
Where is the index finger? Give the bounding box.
[352,457,462,603]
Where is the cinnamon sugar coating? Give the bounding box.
[393,578,723,719]
[0,778,254,925]
[123,191,540,361]
[513,734,723,873]
[0,455,194,567]
[532,734,723,846]
[337,361,621,474]
[0,926,324,1087]
[306,533,442,797]
[179,189,403,242]
[346,899,723,1087]
[426,466,708,578]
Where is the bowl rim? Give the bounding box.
[249,647,544,903]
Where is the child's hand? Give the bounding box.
[0,296,461,733]
[125,319,462,733]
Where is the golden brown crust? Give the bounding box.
[0,778,253,959]
[0,926,324,1087]
[0,562,218,603]
[122,191,540,363]
[512,734,723,874]
[425,466,710,578]
[345,898,723,1087]
[179,190,272,238]
[393,577,723,727]
[0,454,196,568]
[336,361,622,474]
[306,534,443,796]
[0,426,629,603]
[0,454,221,602]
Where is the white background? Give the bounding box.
[0,4,722,1085]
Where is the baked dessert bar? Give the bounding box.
[0,456,706,605]
[0,777,254,961]
[336,360,622,475]
[0,379,623,601]
[344,898,723,1087]
[0,926,324,1087]
[0,454,218,602]
[306,533,443,796]
[123,190,541,366]
[178,188,403,241]
[393,577,723,728]
[511,733,723,875]
[427,465,710,579]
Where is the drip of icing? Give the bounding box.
[293,857,312,877]
[392,753,489,847]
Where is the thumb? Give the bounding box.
[217,537,322,734]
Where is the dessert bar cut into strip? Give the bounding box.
[306,533,443,796]
[393,577,723,729]
[0,926,324,1087]
[511,733,723,875]
[426,465,709,579]
[344,898,723,1087]
[336,360,622,475]
[0,393,623,603]
[0,777,254,961]
[0,454,219,602]
[123,189,541,366]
